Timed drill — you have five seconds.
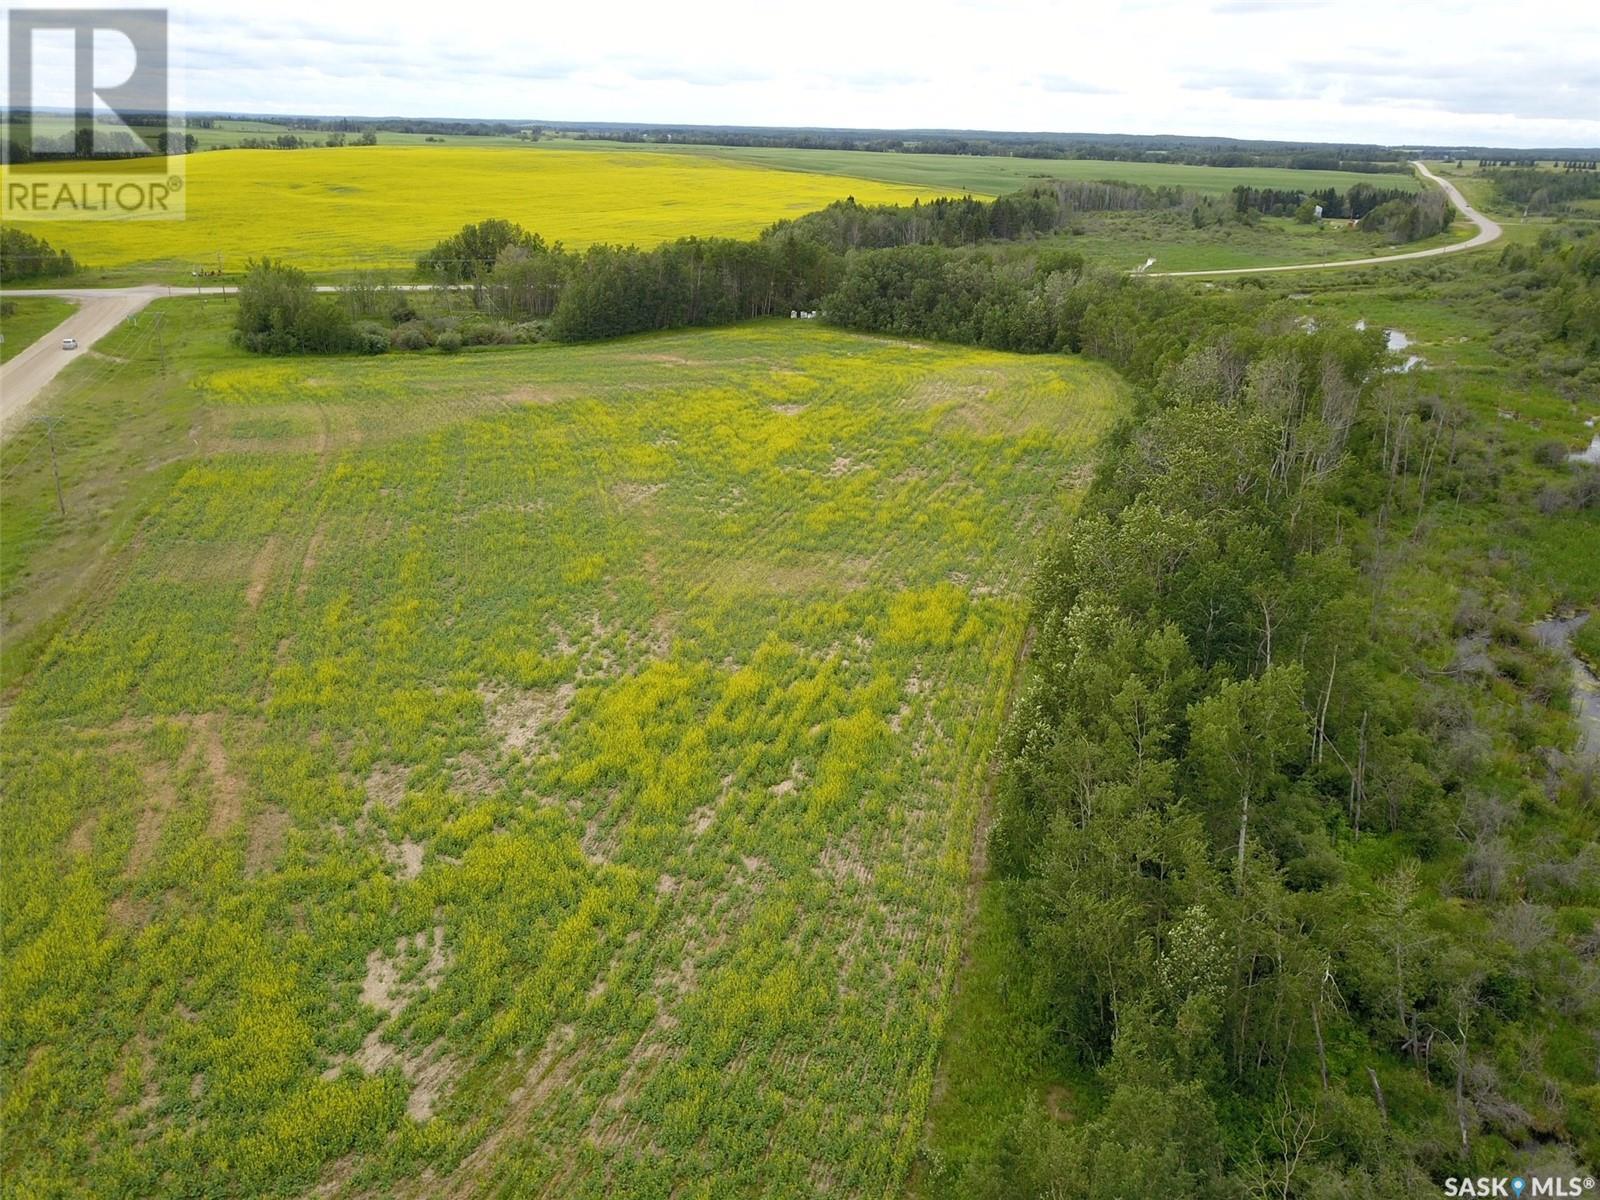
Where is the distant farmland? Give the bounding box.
[1,140,1428,278]
[0,146,949,273]
[1,312,1124,1197]
[580,140,1427,200]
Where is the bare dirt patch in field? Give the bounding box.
[827,455,862,477]
[612,481,665,507]
[449,751,498,796]
[67,813,96,856]
[363,763,407,814]
[385,838,425,880]
[336,927,456,1119]
[246,807,291,875]
[482,682,576,755]
[626,352,696,366]
[124,739,197,883]
[818,841,873,887]
[716,554,871,594]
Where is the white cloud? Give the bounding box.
[8,0,1598,146]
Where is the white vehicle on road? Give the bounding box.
[61,337,78,350]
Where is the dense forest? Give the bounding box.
[944,261,1598,1197]
[836,228,1594,1194]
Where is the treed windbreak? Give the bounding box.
[918,262,1600,1193]
[223,173,1461,358]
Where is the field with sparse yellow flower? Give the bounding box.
[0,304,1123,1197]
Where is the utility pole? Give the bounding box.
[155,313,167,376]
[46,420,65,517]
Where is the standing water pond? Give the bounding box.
[1385,328,1423,373]
[1533,614,1600,757]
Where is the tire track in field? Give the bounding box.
[910,616,1036,1182]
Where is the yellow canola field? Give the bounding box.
[2,145,960,271]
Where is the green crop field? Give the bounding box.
[0,305,1123,1197]
[555,139,1425,200]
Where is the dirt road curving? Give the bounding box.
[1149,161,1502,278]
[0,285,170,434]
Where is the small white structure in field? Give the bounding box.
[1136,257,1155,274]
[1313,204,1323,219]
[791,310,798,318]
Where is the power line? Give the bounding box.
[46,418,64,516]
[1,316,162,485]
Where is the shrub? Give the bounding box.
[235,258,360,355]
[434,330,463,354]
[1533,440,1572,468]
[352,321,390,355]
[391,322,432,351]
[457,321,514,346]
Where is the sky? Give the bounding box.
[9,0,1600,148]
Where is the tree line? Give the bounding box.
[237,130,377,150]
[847,245,1594,1194]
[1499,230,1600,356]
[1489,168,1600,213]
[769,181,1191,252]
[269,116,536,139]
[947,291,1599,1195]
[561,124,1413,171]
[0,229,77,281]
[1356,188,1454,242]
[231,171,1459,359]
[3,127,197,164]
[1230,182,1415,220]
